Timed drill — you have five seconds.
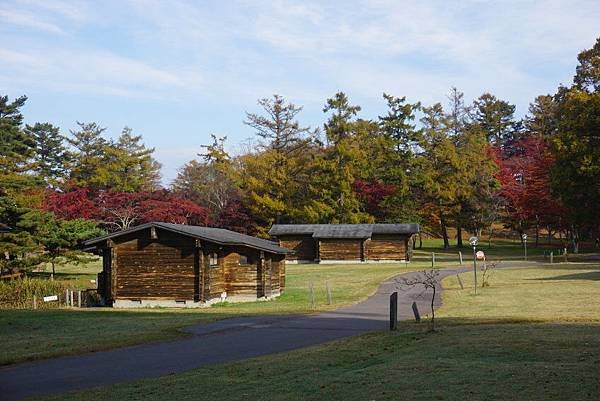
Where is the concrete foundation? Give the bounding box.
[112,291,281,309]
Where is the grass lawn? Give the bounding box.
[36,261,600,401]
[1,260,449,365]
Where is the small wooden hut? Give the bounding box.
[85,222,289,308]
[269,223,419,263]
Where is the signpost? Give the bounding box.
[469,236,478,294]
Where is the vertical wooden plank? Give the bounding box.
[110,246,117,303]
[390,292,398,330]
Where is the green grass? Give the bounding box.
[1,261,447,365]
[36,261,600,401]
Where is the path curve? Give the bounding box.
[0,264,523,400]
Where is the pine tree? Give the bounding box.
[25,122,69,186]
[0,95,37,192]
[67,122,108,188]
[473,93,518,145]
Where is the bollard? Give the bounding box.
[550,251,553,264]
[459,251,463,265]
[411,301,421,323]
[389,292,398,331]
[431,252,435,268]
[33,295,37,310]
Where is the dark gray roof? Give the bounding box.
[269,223,419,239]
[85,222,289,254]
[0,223,12,233]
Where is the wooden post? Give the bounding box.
[456,273,464,290]
[431,252,435,268]
[33,295,37,310]
[550,251,553,264]
[389,292,398,331]
[65,289,69,307]
[459,251,463,265]
[78,291,81,308]
[309,281,315,309]
[326,281,333,305]
[411,301,421,322]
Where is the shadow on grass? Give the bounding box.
[533,271,600,281]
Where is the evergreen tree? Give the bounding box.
[67,122,108,188]
[321,92,367,223]
[525,95,557,138]
[100,127,161,191]
[0,95,37,192]
[418,103,459,248]
[25,122,70,186]
[473,93,518,145]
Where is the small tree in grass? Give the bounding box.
[400,269,441,331]
[20,211,103,279]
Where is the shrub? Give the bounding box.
[0,278,67,309]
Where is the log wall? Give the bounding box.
[278,235,315,261]
[113,231,196,300]
[366,234,408,260]
[319,239,362,260]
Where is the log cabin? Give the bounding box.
[269,224,419,263]
[84,222,289,308]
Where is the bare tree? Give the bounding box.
[399,269,441,331]
[481,260,499,288]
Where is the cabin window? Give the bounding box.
[209,253,218,267]
[239,254,254,265]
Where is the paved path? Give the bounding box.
[0,265,501,400]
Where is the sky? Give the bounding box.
[1,0,599,185]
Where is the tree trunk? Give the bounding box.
[535,217,540,247]
[488,227,493,248]
[440,214,449,249]
[456,225,463,248]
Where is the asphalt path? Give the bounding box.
[0,263,526,400]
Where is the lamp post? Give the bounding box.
[522,233,528,261]
[469,236,478,294]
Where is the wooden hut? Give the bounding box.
[84,222,289,308]
[269,224,419,263]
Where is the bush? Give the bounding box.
[0,278,67,309]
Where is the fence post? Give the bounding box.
[389,292,398,331]
[456,273,464,290]
[411,301,421,323]
[309,282,315,309]
[459,251,463,265]
[33,295,37,310]
[550,251,553,264]
[325,282,333,305]
[431,252,435,268]
[78,291,82,308]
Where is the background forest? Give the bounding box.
[1,38,599,273]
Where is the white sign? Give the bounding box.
[43,295,58,302]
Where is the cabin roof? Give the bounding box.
[84,222,289,254]
[0,223,12,233]
[269,223,420,238]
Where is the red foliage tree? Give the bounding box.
[42,189,210,231]
[217,198,256,235]
[353,180,396,219]
[496,137,565,243]
[43,188,99,220]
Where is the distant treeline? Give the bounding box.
[0,38,598,273]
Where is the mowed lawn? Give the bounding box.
[0,261,446,365]
[36,261,600,401]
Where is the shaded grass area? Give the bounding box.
[1,261,445,365]
[36,262,600,401]
[36,322,600,401]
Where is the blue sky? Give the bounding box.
[1,0,599,184]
